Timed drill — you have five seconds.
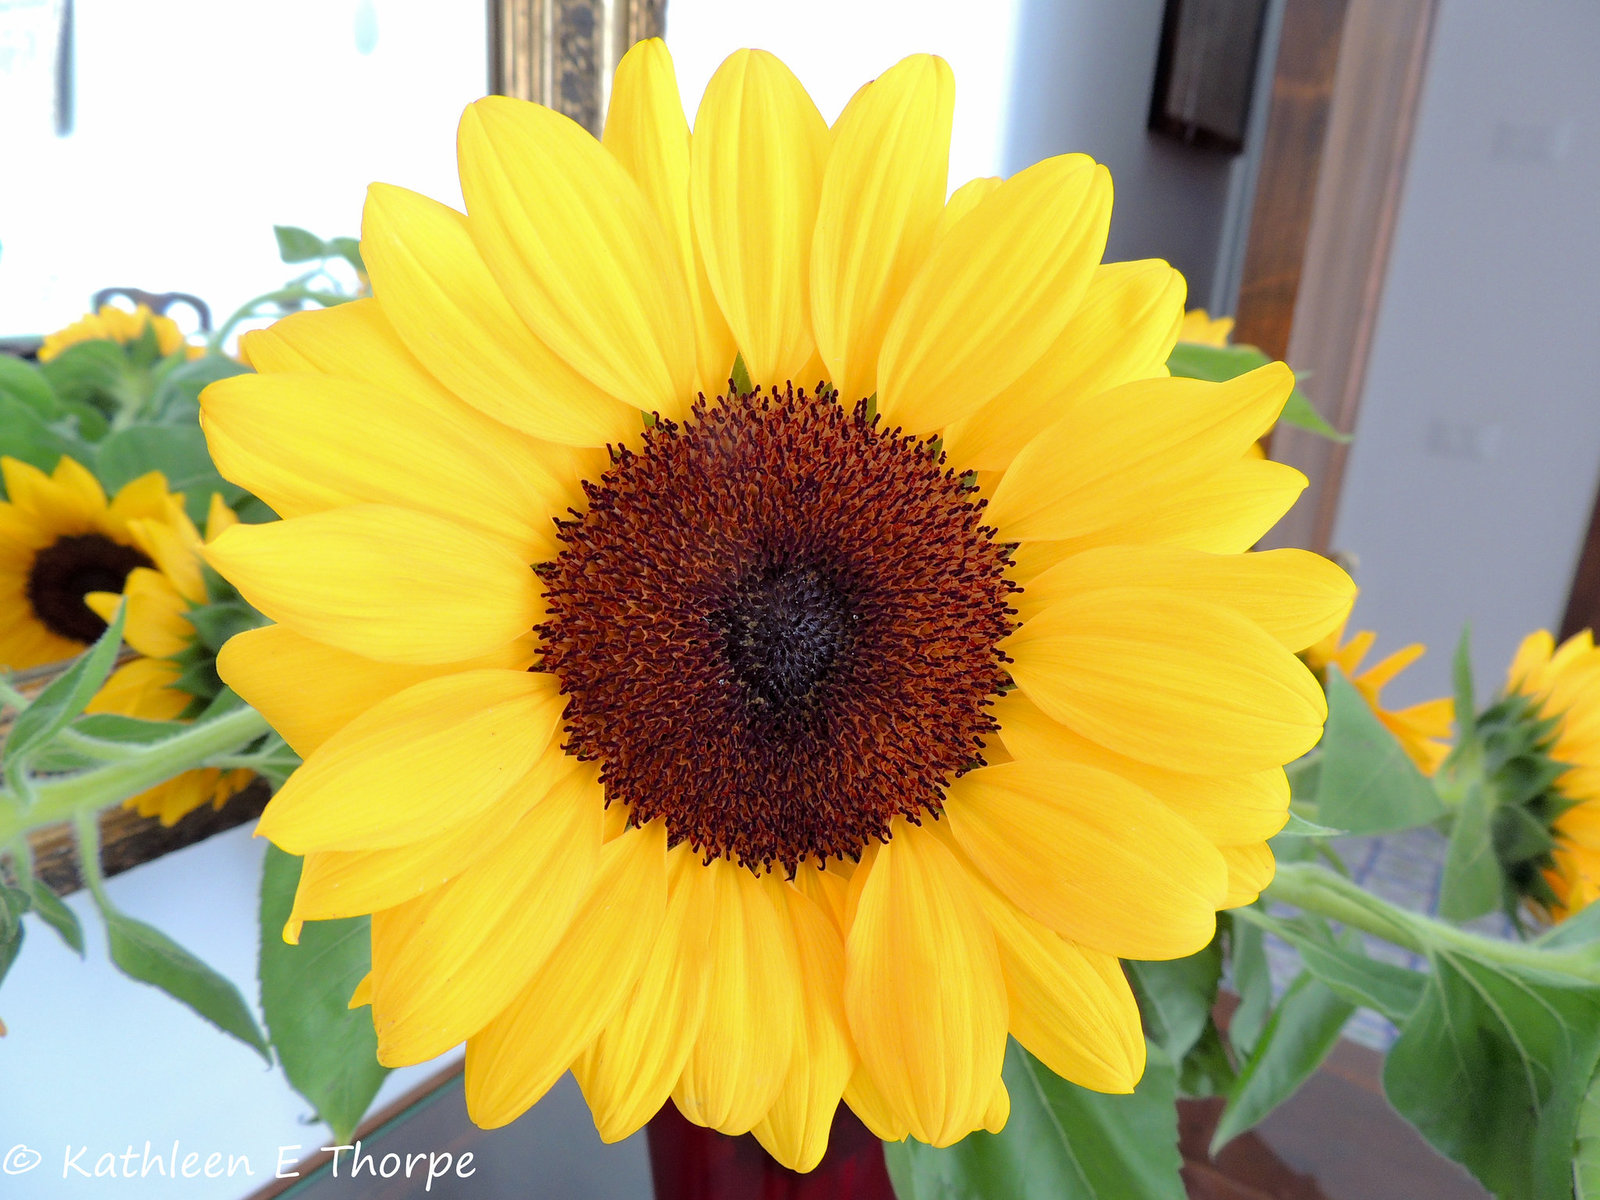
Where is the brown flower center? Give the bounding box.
[537,385,1017,872]
[26,533,152,645]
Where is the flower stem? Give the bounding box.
[0,705,270,844]
[1266,861,1600,985]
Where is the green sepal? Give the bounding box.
[186,599,265,656]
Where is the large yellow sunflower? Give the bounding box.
[1505,630,1600,919]
[81,495,255,826]
[38,302,204,362]
[1302,618,1453,775]
[200,42,1352,1169]
[0,457,187,670]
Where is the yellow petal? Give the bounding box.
[458,98,696,422]
[218,623,536,758]
[810,54,953,403]
[87,569,191,659]
[1017,545,1355,652]
[691,49,830,391]
[1005,588,1326,774]
[673,862,801,1135]
[1221,842,1277,908]
[205,505,541,665]
[604,38,737,398]
[933,177,1001,242]
[987,364,1292,542]
[242,297,450,405]
[87,656,187,720]
[877,154,1112,434]
[360,184,643,446]
[465,820,669,1128]
[201,371,569,556]
[751,884,855,1171]
[992,690,1290,846]
[573,844,717,1142]
[845,820,1007,1147]
[946,760,1227,959]
[979,888,1144,1093]
[255,669,562,853]
[371,759,604,1064]
[348,973,373,1009]
[944,259,1186,471]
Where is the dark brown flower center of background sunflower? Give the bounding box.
[26,534,151,644]
[537,385,1017,872]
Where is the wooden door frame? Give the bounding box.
[1236,0,1439,554]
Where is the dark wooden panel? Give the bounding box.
[1561,476,1600,639]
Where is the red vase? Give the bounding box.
[646,1102,895,1200]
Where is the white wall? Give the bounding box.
[1329,0,1600,704]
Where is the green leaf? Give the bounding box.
[38,339,129,413]
[1384,949,1600,1200]
[1313,667,1445,835]
[186,601,264,655]
[885,1040,1185,1200]
[1211,963,1355,1154]
[730,353,753,396]
[1452,626,1476,752]
[100,906,268,1059]
[1437,778,1502,921]
[1238,908,1425,1023]
[1276,811,1346,837]
[0,394,85,485]
[0,353,61,417]
[1284,753,1320,801]
[0,882,30,987]
[94,423,245,525]
[24,879,84,955]
[2,601,126,778]
[146,354,250,424]
[1577,1059,1600,1200]
[72,712,189,745]
[1164,342,1345,440]
[328,236,366,276]
[274,224,329,264]
[258,846,387,1142]
[1127,939,1222,1063]
[1227,914,1273,1059]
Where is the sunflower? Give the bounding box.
[38,303,204,363]
[1177,308,1234,348]
[1301,618,1453,774]
[1503,630,1600,919]
[200,42,1352,1168]
[0,456,189,671]
[79,495,256,826]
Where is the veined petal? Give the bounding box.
[458,98,696,422]
[465,821,669,1129]
[992,690,1291,845]
[86,569,190,659]
[751,884,855,1171]
[877,154,1112,434]
[946,760,1227,959]
[932,177,1000,242]
[604,38,736,397]
[811,54,952,403]
[673,862,802,1135]
[1005,587,1326,774]
[205,505,541,665]
[361,183,643,446]
[573,844,717,1143]
[977,885,1144,1093]
[1017,544,1355,651]
[988,364,1293,542]
[944,259,1186,471]
[1221,842,1276,908]
[691,49,830,391]
[86,656,187,720]
[202,372,571,556]
[218,623,536,758]
[255,669,562,853]
[371,759,604,1064]
[845,820,1007,1147]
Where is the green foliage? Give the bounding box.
[1127,939,1222,1065]
[39,339,131,417]
[1437,776,1502,920]
[1384,949,1600,1200]
[22,878,84,955]
[884,1040,1185,1200]
[1211,959,1355,1154]
[1227,915,1273,1059]
[100,905,269,1060]
[2,603,126,793]
[95,423,247,525]
[0,882,29,988]
[1307,668,1445,835]
[0,393,85,487]
[1577,1061,1600,1200]
[1240,909,1425,1024]
[1165,341,1345,440]
[0,353,62,417]
[259,847,388,1143]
